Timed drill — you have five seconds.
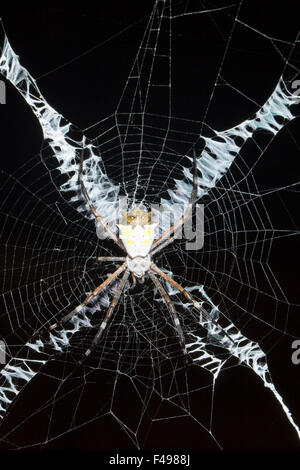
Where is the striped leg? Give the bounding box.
[85,269,130,357]
[148,270,187,355]
[97,257,126,262]
[49,263,126,331]
[151,264,234,345]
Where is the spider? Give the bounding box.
[47,150,233,358]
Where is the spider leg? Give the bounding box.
[84,269,130,357]
[151,264,234,345]
[97,257,126,262]
[49,263,127,330]
[79,156,125,251]
[151,147,198,252]
[148,270,187,355]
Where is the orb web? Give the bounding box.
[0,0,299,449]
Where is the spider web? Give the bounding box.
[0,0,299,450]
